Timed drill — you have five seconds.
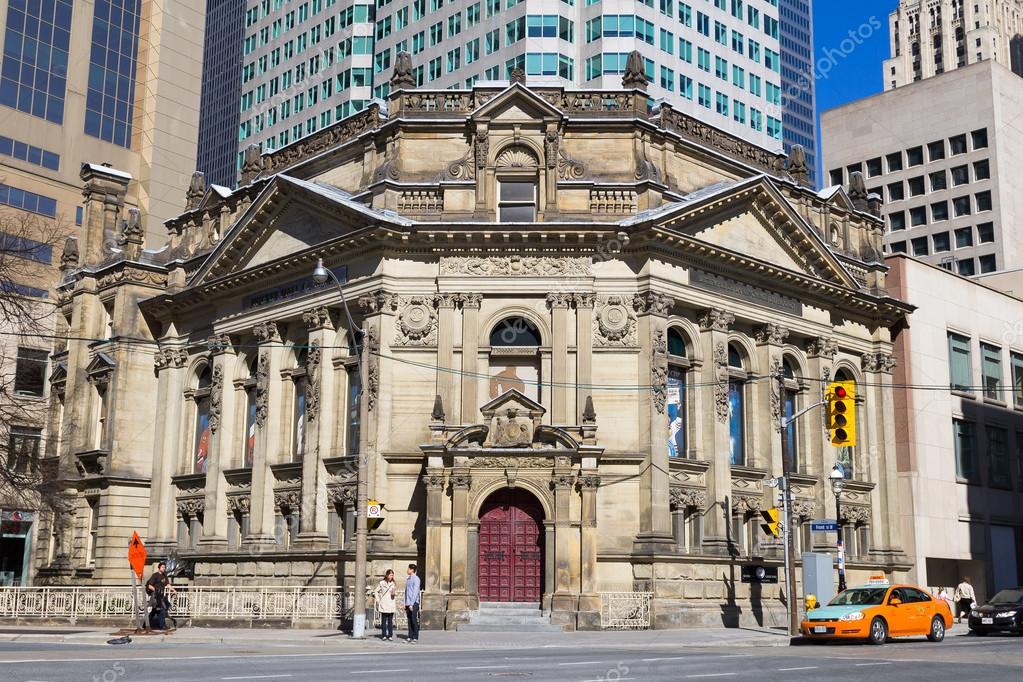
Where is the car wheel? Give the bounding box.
[927,616,945,642]
[868,617,888,645]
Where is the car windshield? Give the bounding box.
[989,589,1023,605]
[828,588,888,607]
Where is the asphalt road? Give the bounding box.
[0,632,1020,681]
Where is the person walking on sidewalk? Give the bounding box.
[404,563,421,643]
[145,562,174,631]
[955,576,976,623]
[374,570,397,641]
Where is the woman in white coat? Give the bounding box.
[374,569,397,640]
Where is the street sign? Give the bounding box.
[127,531,147,578]
[741,564,779,584]
[810,519,839,532]
[367,500,383,518]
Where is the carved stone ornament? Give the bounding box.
[593,295,637,347]
[634,140,661,182]
[699,309,735,332]
[227,495,251,513]
[447,148,476,180]
[755,323,789,346]
[96,267,168,289]
[840,504,872,525]
[551,474,576,490]
[209,364,224,433]
[806,337,838,359]
[622,50,649,89]
[670,487,707,509]
[186,171,206,210]
[546,292,571,309]
[769,357,783,432]
[366,327,380,411]
[440,255,591,277]
[154,348,188,371]
[253,321,283,344]
[732,494,762,514]
[544,130,559,169]
[60,236,79,271]
[651,328,669,414]
[862,352,896,374]
[176,497,205,517]
[302,306,334,331]
[493,408,534,447]
[373,139,400,182]
[274,490,300,512]
[450,474,472,489]
[328,485,357,506]
[255,350,270,428]
[431,394,445,422]
[388,295,438,346]
[495,145,538,169]
[786,145,809,185]
[207,333,233,354]
[558,146,586,180]
[422,473,446,491]
[632,291,674,316]
[509,68,526,85]
[790,498,817,520]
[578,475,601,490]
[240,143,263,184]
[358,291,389,313]
[390,51,415,89]
[305,341,321,421]
[473,456,552,469]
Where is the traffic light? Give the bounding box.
[827,381,857,447]
[760,507,781,537]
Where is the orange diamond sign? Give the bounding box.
[128,531,147,578]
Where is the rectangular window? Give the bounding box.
[0,184,58,219]
[950,133,968,154]
[954,195,972,217]
[948,333,972,392]
[971,128,988,149]
[84,0,143,147]
[498,180,536,222]
[954,419,976,480]
[86,497,100,564]
[886,152,903,172]
[930,170,947,191]
[955,226,973,248]
[14,347,48,396]
[0,136,60,171]
[976,190,992,212]
[988,426,1010,487]
[0,0,72,124]
[981,343,1002,400]
[974,159,990,180]
[6,426,41,474]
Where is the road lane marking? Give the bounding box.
[855,662,892,667]
[222,676,293,680]
[642,657,689,662]
[718,654,753,658]
[686,675,737,679]
[456,665,512,670]
[579,678,635,682]
[778,667,819,672]
[349,670,409,675]
[558,661,603,666]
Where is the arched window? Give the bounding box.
[667,328,690,458]
[488,316,541,402]
[345,334,361,457]
[193,365,213,474]
[241,357,258,468]
[292,347,309,462]
[834,368,856,479]
[781,357,800,471]
[727,343,749,466]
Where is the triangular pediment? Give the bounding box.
[85,353,116,377]
[636,176,859,288]
[190,175,412,286]
[480,388,545,419]
[470,83,564,123]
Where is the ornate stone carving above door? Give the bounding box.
[593,295,637,347]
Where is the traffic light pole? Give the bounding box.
[776,372,800,637]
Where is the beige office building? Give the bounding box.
[822,59,1023,276]
[889,254,1023,601]
[0,0,205,586]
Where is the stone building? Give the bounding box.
[36,60,911,629]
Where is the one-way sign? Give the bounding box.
[810,519,839,532]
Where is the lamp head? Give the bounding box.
[830,464,845,493]
[312,258,329,285]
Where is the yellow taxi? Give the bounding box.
[801,576,953,644]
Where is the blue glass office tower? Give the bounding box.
[778,0,818,186]
[197,0,246,188]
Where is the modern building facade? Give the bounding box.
[888,254,1023,602]
[236,0,791,176]
[821,59,1023,275]
[0,0,206,586]
[884,0,1023,90]
[778,0,817,187]
[34,67,911,630]
[197,0,247,188]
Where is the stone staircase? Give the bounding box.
[455,601,565,632]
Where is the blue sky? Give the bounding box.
[812,1,895,114]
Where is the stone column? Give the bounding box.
[245,321,286,546]
[805,337,837,479]
[697,308,735,553]
[754,324,789,475]
[421,470,448,629]
[149,347,188,554]
[633,292,676,553]
[864,351,901,557]
[200,334,238,548]
[436,294,460,417]
[297,307,335,545]
[550,470,578,628]
[447,470,473,622]
[459,294,482,423]
[548,293,571,424]
[574,294,594,423]
[577,472,601,630]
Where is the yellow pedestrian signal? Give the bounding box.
[760,507,781,537]
[827,381,857,447]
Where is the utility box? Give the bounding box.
[802,552,836,607]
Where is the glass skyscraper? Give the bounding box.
[778,0,817,186]
[198,0,247,188]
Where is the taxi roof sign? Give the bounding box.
[866,573,890,586]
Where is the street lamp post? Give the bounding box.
[312,258,369,639]
[829,465,847,593]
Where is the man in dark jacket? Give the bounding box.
[145,562,172,630]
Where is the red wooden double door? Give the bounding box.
[478,489,544,602]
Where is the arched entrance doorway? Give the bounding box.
[478,488,544,603]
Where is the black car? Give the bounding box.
[969,588,1023,635]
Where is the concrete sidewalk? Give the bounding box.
[0,623,792,650]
